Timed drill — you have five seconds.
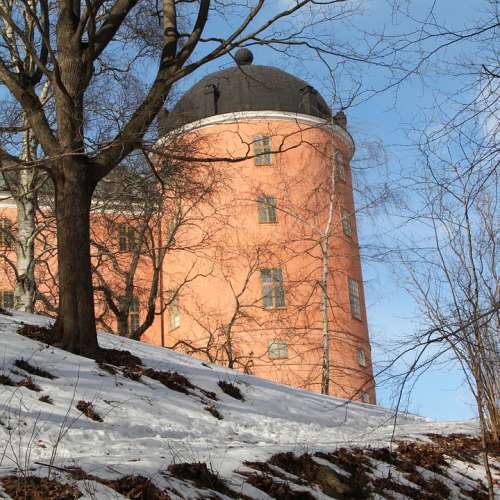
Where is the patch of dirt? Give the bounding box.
[204,405,223,419]
[122,365,143,381]
[99,347,143,367]
[76,400,103,422]
[39,394,54,404]
[103,475,170,499]
[18,376,41,392]
[97,362,118,375]
[0,373,16,386]
[14,359,57,379]
[144,369,194,394]
[167,462,238,498]
[269,452,354,498]
[218,380,244,400]
[244,472,315,499]
[1,475,81,499]
[17,324,56,344]
[200,388,218,400]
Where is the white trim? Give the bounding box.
[159,110,355,158]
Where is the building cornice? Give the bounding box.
[160,111,355,159]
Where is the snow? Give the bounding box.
[0,311,495,498]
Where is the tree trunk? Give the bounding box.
[320,238,330,395]
[14,167,37,312]
[54,161,99,356]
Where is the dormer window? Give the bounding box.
[254,134,272,165]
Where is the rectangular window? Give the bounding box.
[128,296,140,334]
[168,290,181,330]
[0,290,14,309]
[0,219,13,248]
[261,268,285,309]
[254,134,272,165]
[341,209,352,237]
[357,348,367,367]
[348,278,362,321]
[268,340,288,359]
[335,151,347,182]
[258,195,277,223]
[361,391,370,404]
[119,224,136,252]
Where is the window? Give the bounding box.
[268,340,288,359]
[341,209,352,237]
[335,151,347,182]
[168,290,181,330]
[261,268,285,309]
[348,277,362,320]
[258,195,277,223]
[128,296,140,334]
[361,392,370,404]
[254,134,272,165]
[118,224,136,252]
[0,218,13,248]
[357,348,367,367]
[0,291,14,309]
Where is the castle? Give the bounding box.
[0,49,376,403]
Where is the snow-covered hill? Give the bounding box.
[0,311,497,499]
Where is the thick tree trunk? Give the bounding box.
[54,161,99,356]
[14,169,37,312]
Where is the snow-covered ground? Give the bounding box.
[0,311,496,499]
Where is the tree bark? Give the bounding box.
[54,160,99,356]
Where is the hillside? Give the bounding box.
[0,311,498,499]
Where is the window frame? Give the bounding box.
[341,208,353,238]
[357,347,367,367]
[335,151,347,182]
[268,339,288,359]
[168,290,181,330]
[127,296,140,335]
[254,134,273,166]
[261,268,286,310]
[348,277,362,321]
[0,218,14,249]
[258,195,278,224]
[118,224,136,252]
[0,290,14,309]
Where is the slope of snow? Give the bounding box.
[0,312,492,498]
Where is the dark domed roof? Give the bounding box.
[161,50,331,131]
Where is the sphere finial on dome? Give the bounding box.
[234,48,254,66]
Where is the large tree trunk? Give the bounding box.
[54,161,99,356]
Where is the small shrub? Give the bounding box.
[39,394,54,405]
[76,400,103,422]
[17,377,41,392]
[1,475,81,499]
[103,475,169,499]
[14,359,57,379]
[97,362,118,375]
[205,405,223,420]
[218,380,244,400]
[245,473,314,499]
[0,373,16,386]
[167,462,237,497]
[144,369,194,394]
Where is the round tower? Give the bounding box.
[147,50,376,403]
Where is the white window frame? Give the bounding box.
[341,208,352,237]
[168,290,181,330]
[335,151,347,182]
[357,348,367,367]
[258,195,277,223]
[261,268,285,309]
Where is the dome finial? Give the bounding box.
[234,48,254,66]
